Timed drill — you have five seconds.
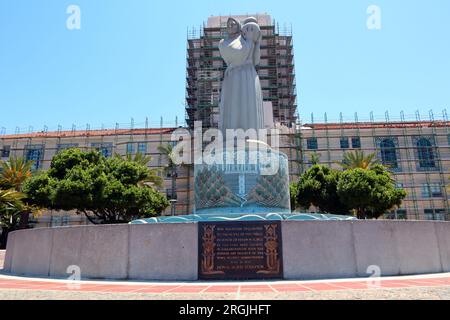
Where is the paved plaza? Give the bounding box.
[1,250,450,300]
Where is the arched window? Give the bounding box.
[380,138,398,168]
[417,138,435,169]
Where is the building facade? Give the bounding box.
[0,127,188,227]
[1,117,449,227]
[295,118,450,221]
[186,14,297,128]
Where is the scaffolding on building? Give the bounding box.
[185,14,297,129]
[287,110,450,221]
[0,117,193,220]
[1,110,449,221]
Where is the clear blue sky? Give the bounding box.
[1,0,449,133]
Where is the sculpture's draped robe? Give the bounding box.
[218,35,265,133]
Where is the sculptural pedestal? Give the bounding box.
[194,147,291,216]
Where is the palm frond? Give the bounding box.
[0,157,34,191]
[0,189,25,210]
[158,144,176,166]
[339,150,380,170]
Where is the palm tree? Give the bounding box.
[117,153,163,188]
[309,153,321,165]
[0,189,25,248]
[0,157,39,230]
[0,157,34,191]
[339,150,380,170]
[158,144,179,215]
[0,189,24,212]
[123,152,153,167]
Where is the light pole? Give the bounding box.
[169,199,177,216]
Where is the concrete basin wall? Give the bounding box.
[3,220,450,281]
[282,221,450,280]
[3,224,198,281]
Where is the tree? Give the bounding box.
[337,164,407,219]
[309,153,321,165]
[23,148,169,224]
[118,153,163,188]
[293,163,407,219]
[0,157,41,248]
[0,189,25,248]
[339,150,380,170]
[295,164,351,215]
[158,143,178,201]
[290,182,298,210]
[0,157,34,190]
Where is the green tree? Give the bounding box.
[339,150,380,170]
[158,143,178,201]
[289,182,298,210]
[0,157,41,248]
[337,164,407,219]
[309,153,321,165]
[295,164,351,215]
[118,152,163,188]
[23,148,169,224]
[0,157,34,190]
[0,189,25,248]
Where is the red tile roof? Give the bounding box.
[302,121,450,130]
[0,128,179,140]
[1,121,449,140]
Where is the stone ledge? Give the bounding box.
[4,221,450,281]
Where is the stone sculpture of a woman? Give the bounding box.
[218,17,265,133]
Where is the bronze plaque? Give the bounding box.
[198,221,283,280]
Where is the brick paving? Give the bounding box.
[0,273,448,300]
[1,250,449,299]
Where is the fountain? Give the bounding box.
[131,16,354,225]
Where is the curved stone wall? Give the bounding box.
[3,221,450,281]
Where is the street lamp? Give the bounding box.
[169,199,177,216]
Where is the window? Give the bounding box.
[50,216,61,227]
[421,183,442,198]
[396,183,404,189]
[380,138,398,169]
[57,143,79,153]
[340,137,349,149]
[50,215,69,227]
[1,145,10,158]
[396,209,407,220]
[421,184,429,198]
[307,138,318,150]
[126,143,134,155]
[137,142,147,154]
[416,138,436,169]
[24,145,44,170]
[434,209,447,221]
[424,209,433,220]
[424,209,447,221]
[91,143,113,158]
[430,184,442,197]
[352,137,361,149]
[385,209,407,220]
[62,216,69,226]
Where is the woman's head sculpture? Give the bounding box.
[226,18,241,37]
[241,21,261,42]
[243,16,258,25]
[241,19,261,66]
